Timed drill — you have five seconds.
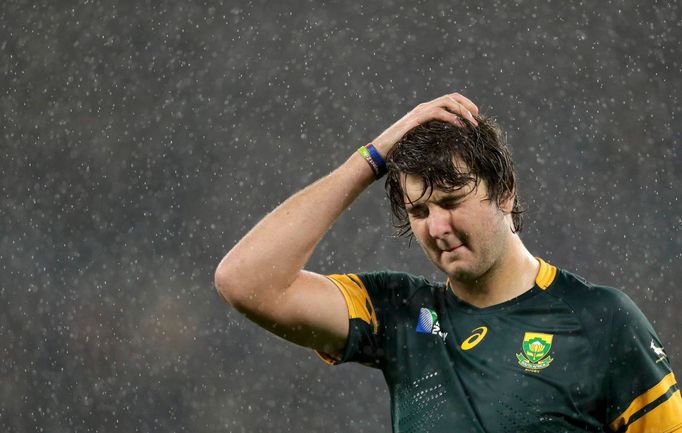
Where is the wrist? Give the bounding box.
[357,143,387,179]
[369,137,393,159]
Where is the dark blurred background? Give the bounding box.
[1,0,679,431]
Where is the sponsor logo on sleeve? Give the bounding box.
[416,308,448,342]
[516,332,554,371]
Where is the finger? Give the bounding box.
[442,96,478,126]
[449,93,479,116]
[430,108,465,128]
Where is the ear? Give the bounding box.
[499,189,516,214]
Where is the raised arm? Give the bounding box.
[214,93,478,355]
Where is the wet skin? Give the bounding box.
[403,175,515,289]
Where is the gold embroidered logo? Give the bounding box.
[516,332,554,370]
[460,326,488,350]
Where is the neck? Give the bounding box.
[449,236,539,308]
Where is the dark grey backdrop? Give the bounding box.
[2,1,680,432]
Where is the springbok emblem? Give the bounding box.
[650,340,667,363]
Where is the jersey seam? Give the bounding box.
[356,273,387,369]
[537,281,609,421]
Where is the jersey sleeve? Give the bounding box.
[315,272,391,369]
[605,290,682,432]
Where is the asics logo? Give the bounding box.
[460,326,488,350]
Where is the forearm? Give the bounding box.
[215,92,479,309]
[215,150,375,305]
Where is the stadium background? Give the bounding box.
[2,1,680,431]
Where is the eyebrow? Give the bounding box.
[435,194,465,204]
[404,193,466,209]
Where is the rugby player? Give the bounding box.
[215,93,682,432]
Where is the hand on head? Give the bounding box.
[372,93,479,158]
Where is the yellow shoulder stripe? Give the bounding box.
[624,389,682,433]
[609,372,682,432]
[315,350,339,366]
[326,274,378,334]
[535,257,557,290]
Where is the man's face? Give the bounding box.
[402,173,514,283]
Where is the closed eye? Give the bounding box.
[406,204,429,219]
[439,198,461,209]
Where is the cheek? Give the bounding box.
[408,218,424,237]
[455,207,496,239]
[472,207,508,239]
[409,219,431,244]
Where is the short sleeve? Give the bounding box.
[605,291,682,432]
[315,272,388,368]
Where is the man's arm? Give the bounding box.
[602,288,682,431]
[214,93,479,355]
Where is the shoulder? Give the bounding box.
[329,270,441,307]
[359,270,440,301]
[549,268,640,313]
[547,267,653,336]
[357,270,436,292]
[549,268,682,428]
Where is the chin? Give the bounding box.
[442,260,485,283]
[437,261,469,281]
[450,269,480,284]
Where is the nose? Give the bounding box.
[427,206,452,239]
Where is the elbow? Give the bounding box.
[215,254,288,314]
[214,260,244,309]
[214,257,263,315]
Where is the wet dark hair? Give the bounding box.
[385,116,523,237]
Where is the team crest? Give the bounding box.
[516,332,554,370]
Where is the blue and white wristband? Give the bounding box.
[358,144,387,179]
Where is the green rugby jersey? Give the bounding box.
[318,259,682,433]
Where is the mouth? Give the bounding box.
[442,244,463,253]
